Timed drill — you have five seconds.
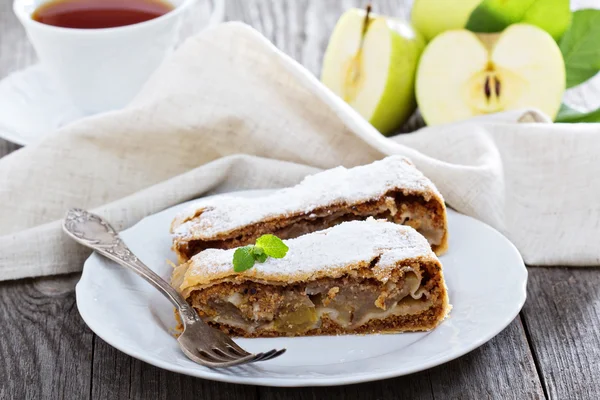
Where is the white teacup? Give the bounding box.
[13,0,221,114]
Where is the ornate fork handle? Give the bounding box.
[63,209,198,322]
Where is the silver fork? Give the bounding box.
[63,208,285,368]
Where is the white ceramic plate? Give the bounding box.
[76,190,527,387]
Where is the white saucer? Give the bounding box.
[75,190,527,387]
[0,64,84,146]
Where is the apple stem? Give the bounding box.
[356,3,372,54]
[362,4,372,39]
[346,3,372,89]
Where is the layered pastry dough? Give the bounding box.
[171,156,448,262]
[171,220,450,337]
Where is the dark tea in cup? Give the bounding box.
[32,0,175,29]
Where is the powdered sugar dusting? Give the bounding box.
[172,156,442,241]
[180,220,438,290]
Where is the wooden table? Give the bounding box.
[1,1,599,399]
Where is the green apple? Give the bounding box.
[412,0,571,42]
[466,0,571,41]
[321,8,425,136]
[522,0,571,41]
[411,0,482,41]
[416,24,565,125]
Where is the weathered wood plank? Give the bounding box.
[428,316,545,399]
[91,337,133,400]
[91,336,258,400]
[130,356,258,400]
[131,361,254,399]
[0,274,93,400]
[0,0,36,78]
[522,268,600,400]
[227,0,411,77]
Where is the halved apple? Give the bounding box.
[416,24,565,125]
[321,8,425,136]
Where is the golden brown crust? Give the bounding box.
[173,191,448,262]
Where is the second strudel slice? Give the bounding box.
[172,155,448,262]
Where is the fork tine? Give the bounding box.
[259,348,286,361]
[251,349,277,362]
[198,349,256,366]
[197,349,226,362]
[184,345,286,368]
[181,346,240,367]
[224,343,249,357]
[237,348,286,366]
[201,354,259,368]
[212,347,239,361]
[199,349,245,364]
[223,338,251,356]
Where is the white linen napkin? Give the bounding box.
[1,22,599,281]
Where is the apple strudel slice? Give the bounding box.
[171,219,450,338]
[171,155,448,263]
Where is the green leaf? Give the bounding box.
[252,246,268,263]
[466,0,570,41]
[255,234,289,259]
[466,0,524,33]
[233,246,255,272]
[559,9,600,88]
[231,235,289,272]
[555,103,600,123]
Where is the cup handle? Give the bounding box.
[179,0,225,43]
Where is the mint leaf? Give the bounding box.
[255,234,289,259]
[560,10,600,88]
[556,103,600,123]
[252,246,268,263]
[231,235,289,272]
[466,0,570,41]
[233,246,255,272]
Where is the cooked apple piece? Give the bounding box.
[321,7,425,136]
[415,24,565,125]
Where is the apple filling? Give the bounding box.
[188,267,439,336]
[180,193,446,260]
